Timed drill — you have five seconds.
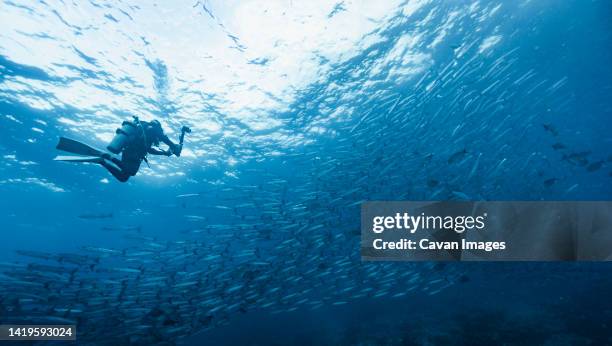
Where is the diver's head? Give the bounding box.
[147,120,164,144]
[150,120,162,129]
[150,120,163,134]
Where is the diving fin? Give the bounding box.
[54,155,105,163]
[56,137,106,157]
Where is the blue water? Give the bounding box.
[1,0,611,344]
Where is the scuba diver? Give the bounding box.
[55,117,191,182]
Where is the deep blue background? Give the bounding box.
[1,0,611,344]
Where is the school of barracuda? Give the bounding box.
[1,0,610,345]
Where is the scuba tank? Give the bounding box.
[107,117,143,154]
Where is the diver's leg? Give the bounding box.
[100,160,130,182]
[118,155,141,177]
[110,157,123,167]
[99,149,140,182]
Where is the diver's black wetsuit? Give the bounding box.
[101,120,179,182]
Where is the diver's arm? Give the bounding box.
[160,134,181,156]
[161,135,176,147]
[147,147,172,156]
